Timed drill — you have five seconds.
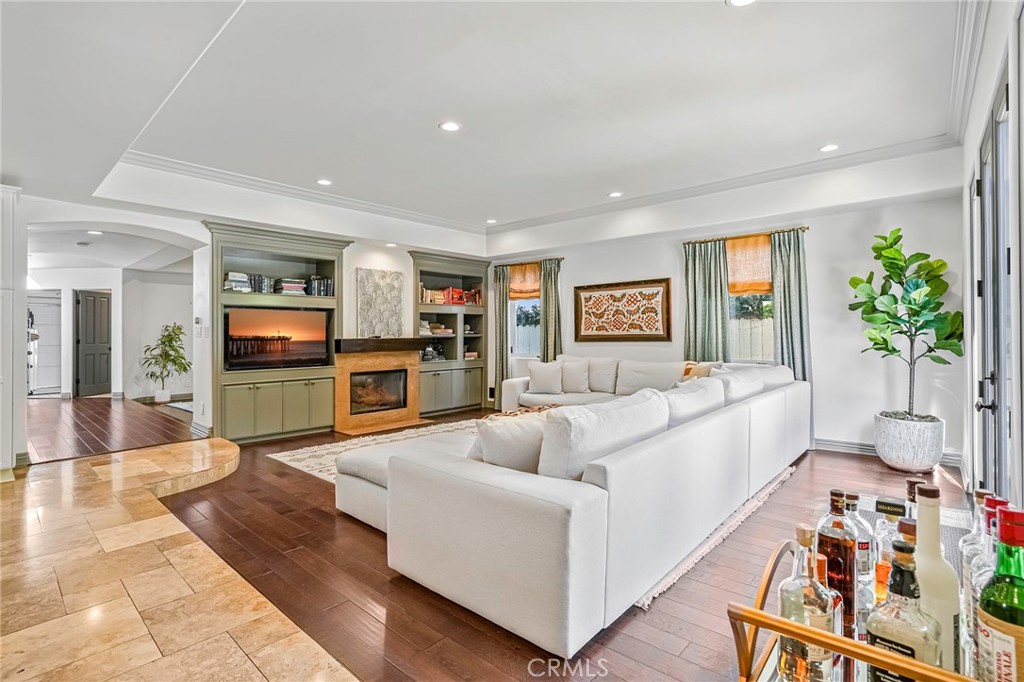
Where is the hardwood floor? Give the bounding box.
[164,418,968,682]
[26,396,197,463]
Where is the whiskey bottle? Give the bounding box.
[866,540,942,680]
[816,489,858,639]
[779,524,835,682]
[846,492,876,585]
[914,484,961,673]
[977,505,1024,682]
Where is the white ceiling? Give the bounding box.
[4,1,962,234]
[27,223,198,272]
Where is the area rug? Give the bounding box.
[268,420,477,482]
[168,401,193,413]
[634,465,796,609]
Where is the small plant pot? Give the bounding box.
[154,389,172,404]
[873,412,945,473]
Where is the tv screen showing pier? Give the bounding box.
[224,307,331,371]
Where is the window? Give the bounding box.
[511,298,541,357]
[726,235,774,362]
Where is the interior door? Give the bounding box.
[75,290,111,396]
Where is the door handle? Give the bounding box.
[976,399,996,412]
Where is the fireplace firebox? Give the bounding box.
[350,370,407,415]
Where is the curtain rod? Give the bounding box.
[680,225,810,247]
[493,257,565,268]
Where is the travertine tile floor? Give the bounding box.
[0,438,357,682]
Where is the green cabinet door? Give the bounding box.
[222,384,255,440]
[434,370,454,412]
[454,367,482,407]
[308,378,335,428]
[420,371,438,414]
[282,381,309,433]
[253,382,283,437]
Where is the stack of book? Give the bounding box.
[247,274,273,293]
[273,278,307,295]
[223,272,252,293]
[427,322,454,336]
[306,275,334,297]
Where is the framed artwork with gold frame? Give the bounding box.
[573,278,671,342]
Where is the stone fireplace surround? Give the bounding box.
[334,342,430,435]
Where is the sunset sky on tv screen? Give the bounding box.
[228,309,327,341]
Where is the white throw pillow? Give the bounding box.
[561,360,590,393]
[663,377,726,428]
[718,363,795,390]
[558,354,618,394]
[466,434,484,461]
[528,360,563,394]
[477,413,546,473]
[537,388,669,480]
[710,368,765,404]
[615,360,688,395]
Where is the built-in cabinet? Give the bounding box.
[222,378,335,441]
[410,252,490,414]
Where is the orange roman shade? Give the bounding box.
[725,234,772,295]
[509,261,541,300]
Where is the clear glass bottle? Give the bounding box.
[817,554,844,669]
[815,489,858,640]
[905,478,927,520]
[874,513,901,605]
[779,524,836,682]
[845,492,876,586]
[866,540,942,678]
[971,496,1010,670]
[977,506,1024,682]
[960,489,995,662]
[914,484,961,673]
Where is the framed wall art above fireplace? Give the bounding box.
[573,278,671,342]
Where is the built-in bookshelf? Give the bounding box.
[410,252,491,412]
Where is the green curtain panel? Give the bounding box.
[493,265,511,408]
[770,230,812,382]
[682,240,730,362]
[539,258,563,362]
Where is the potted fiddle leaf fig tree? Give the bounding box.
[142,322,192,404]
[849,228,964,473]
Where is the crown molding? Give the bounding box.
[948,0,991,141]
[119,150,486,235]
[488,134,960,234]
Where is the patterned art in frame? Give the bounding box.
[574,278,671,342]
[356,268,404,338]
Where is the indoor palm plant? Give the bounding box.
[848,228,964,472]
[142,322,192,403]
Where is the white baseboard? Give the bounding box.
[190,422,211,439]
[815,438,963,469]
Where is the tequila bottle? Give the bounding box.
[914,484,961,672]
[779,524,836,682]
[816,489,858,639]
[866,541,942,680]
[977,506,1024,682]
[846,492,876,585]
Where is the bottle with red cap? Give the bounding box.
[977,505,1024,682]
[969,496,1011,669]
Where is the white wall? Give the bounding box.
[26,267,124,396]
[122,270,193,400]
[501,194,966,455]
[192,246,213,430]
[342,243,415,338]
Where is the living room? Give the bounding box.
[0,1,1021,681]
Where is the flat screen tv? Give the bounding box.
[224,307,331,371]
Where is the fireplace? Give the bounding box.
[350,369,407,415]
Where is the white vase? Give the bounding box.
[154,389,172,404]
[873,412,945,473]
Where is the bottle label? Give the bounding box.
[858,540,873,575]
[977,609,1022,682]
[807,612,833,662]
[867,633,915,682]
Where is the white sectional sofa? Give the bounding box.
[334,358,812,658]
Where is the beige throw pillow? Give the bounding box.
[477,413,546,473]
[527,360,563,394]
[561,360,590,393]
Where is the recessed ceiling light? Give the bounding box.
[725,0,757,6]
[75,242,90,248]
[316,179,332,186]
[385,243,397,248]
[818,143,840,153]
[607,191,624,198]
[87,230,103,235]
[486,219,498,224]
[439,121,463,132]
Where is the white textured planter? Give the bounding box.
[154,389,172,404]
[873,412,944,473]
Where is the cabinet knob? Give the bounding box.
[247,386,253,390]
[254,385,260,390]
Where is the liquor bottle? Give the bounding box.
[866,540,942,678]
[816,489,858,639]
[779,524,836,682]
[817,554,844,668]
[905,478,927,520]
[977,506,1024,682]
[961,490,995,657]
[874,513,901,605]
[846,492,876,585]
[914,484,961,673]
[898,517,917,545]
[972,496,1011,669]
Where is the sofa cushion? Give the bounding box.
[466,435,484,461]
[664,377,726,427]
[477,413,546,473]
[558,355,618,393]
[519,392,617,408]
[528,360,563,394]
[561,360,590,393]
[718,363,795,390]
[538,389,669,480]
[335,431,477,487]
[614,360,687,395]
[710,368,765,404]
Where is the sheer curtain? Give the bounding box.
[682,240,731,362]
[770,230,812,382]
[539,258,562,361]
[493,265,511,409]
